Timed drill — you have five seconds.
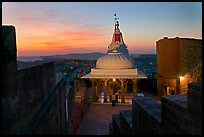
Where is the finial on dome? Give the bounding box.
[114,13,119,30]
[114,13,116,18]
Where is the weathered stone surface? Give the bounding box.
[120,110,132,135]
[161,94,191,134]
[18,62,56,133]
[112,114,120,135]
[192,121,202,135]
[2,26,17,55]
[187,82,202,134]
[24,78,68,135]
[180,39,202,80]
[132,97,161,135]
[2,26,20,134]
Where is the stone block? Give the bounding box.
[161,119,177,135]
[1,63,17,81]
[1,79,18,97]
[187,82,202,124]
[131,123,137,135]
[120,110,132,135]
[192,121,202,135]
[132,97,161,135]
[2,26,17,55]
[188,82,202,102]
[132,98,142,134]
[161,94,193,134]
[112,114,120,135]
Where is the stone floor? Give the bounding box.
[76,103,132,135]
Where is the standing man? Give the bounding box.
[112,93,116,106]
[115,92,118,104]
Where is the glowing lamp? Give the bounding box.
[179,76,184,81]
[113,78,116,81]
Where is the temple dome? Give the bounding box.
[96,52,135,69]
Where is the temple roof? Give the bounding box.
[81,14,147,79]
[96,51,135,70]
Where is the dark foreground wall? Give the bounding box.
[2,26,20,134]
[2,25,74,135]
[18,62,55,134]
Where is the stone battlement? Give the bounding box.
[110,81,202,135]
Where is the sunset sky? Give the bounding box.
[2,2,202,56]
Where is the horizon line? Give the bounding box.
[17,52,156,57]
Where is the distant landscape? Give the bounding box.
[17,52,156,79]
[17,52,155,62]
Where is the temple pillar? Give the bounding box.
[103,79,108,103]
[106,80,112,103]
[133,79,138,97]
[91,79,98,102]
[120,79,125,103]
[96,80,101,98]
[96,83,98,99]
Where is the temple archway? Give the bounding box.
[126,79,134,94]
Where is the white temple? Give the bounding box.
[81,14,147,103]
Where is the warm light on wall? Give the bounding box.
[113,78,116,81]
[179,76,184,81]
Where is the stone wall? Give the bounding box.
[156,37,180,78]
[2,26,21,134]
[110,81,202,135]
[119,110,132,135]
[17,63,74,135]
[66,86,75,134]
[180,39,202,78]
[187,82,202,134]
[161,82,202,135]
[18,62,56,133]
[2,25,75,135]
[161,94,189,134]
[60,78,89,135]
[70,92,88,135]
[179,39,202,93]
[132,97,162,135]
[112,114,121,135]
[24,78,66,134]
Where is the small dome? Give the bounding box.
[96,53,135,69]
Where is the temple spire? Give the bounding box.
[108,14,128,54]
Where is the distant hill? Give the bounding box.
[130,54,156,58]
[18,52,106,61]
[42,52,106,60]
